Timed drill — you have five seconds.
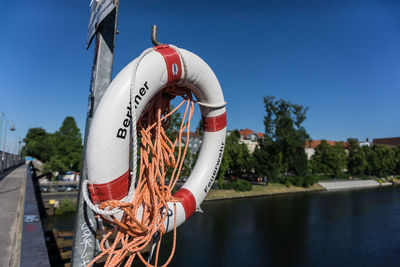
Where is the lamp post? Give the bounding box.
[1,119,15,174]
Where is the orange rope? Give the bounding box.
[87,87,195,267]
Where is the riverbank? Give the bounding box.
[204,183,325,201]
[318,179,382,190]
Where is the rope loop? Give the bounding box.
[82,46,195,267]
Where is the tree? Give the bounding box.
[23,127,53,162]
[165,106,181,141]
[347,138,367,176]
[218,130,252,179]
[55,117,83,171]
[363,145,375,176]
[311,140,347,176]
[43,155,68,174]
[369,145,396,177]
[252,139,284,180]
[393,145,400,175]
[42,117,83,173]
[254,96,309,179]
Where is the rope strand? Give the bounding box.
[87,86,194,267]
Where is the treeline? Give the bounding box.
[219,96,309,185]
[23,116,83,174]
[346,139,400,177]
[218,96,400,186]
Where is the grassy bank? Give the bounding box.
[205,183,325,201]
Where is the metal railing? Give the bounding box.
[20,163,50,266]
[0,151,24,174]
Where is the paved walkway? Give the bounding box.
[318,179,380,190]
[0,165,26,267]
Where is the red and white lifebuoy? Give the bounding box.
[86,45,226,232]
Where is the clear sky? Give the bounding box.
[1,0,399,153]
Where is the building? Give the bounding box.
[181,128,202,155]
[238,128,264,153]
[372,137,400,148]
[358,138,371,147]
[58,171,78,181]
[304,140,349,159]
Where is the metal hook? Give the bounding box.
[151,25,163,46]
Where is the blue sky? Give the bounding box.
[1,0,399,153]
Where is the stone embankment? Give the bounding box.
[318,179,386,190]
[205,183,325,201]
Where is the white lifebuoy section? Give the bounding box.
[86,45,226,232]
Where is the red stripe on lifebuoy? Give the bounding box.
[173,188,196,220]
[155,45,182,85]
[88,170,131,204]
[202,112,227,132]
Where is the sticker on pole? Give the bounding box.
[86,0,116,49]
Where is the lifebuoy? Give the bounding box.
[86,45,226,232]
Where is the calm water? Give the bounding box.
[49,186,400,267]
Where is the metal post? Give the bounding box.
[1,124,7,174]
[71,7,119,267]
[0,112,3,159]
[0,113,4,174]
[1,120,14,174]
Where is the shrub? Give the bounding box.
[294,176,304,187]
[336,173,350,180]
[280,175,318,187]
[235,179,252,191]
[217,178,224,189]
[302,175,317,187]
[55,198,76,215]
[218,179,252,192]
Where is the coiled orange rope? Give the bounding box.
[87,86,194,267]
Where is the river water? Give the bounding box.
[48,186,400,266]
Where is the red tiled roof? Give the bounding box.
[305,140,349,148]
[255,132,264,138]
[239,128,254,138]
[373,137,400,148]
[239,128,264,139]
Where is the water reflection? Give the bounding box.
[160,187,400,266]
[48,187,400,267]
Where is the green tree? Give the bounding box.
[369,145,396,177]
[23,127,53,162]
[347,138,367,175]
[43,117,83,173]
[311,140,347,176]
[43,155,68,174]
[252,139,284,181]
[254,96,309,179]
[393,145,400,175]
[218,130,251,179]
[363,145,375,176]
[56,117,83,171]
[165,105,182,141]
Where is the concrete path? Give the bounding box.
[318,179,380,190]
[0,165,26,267]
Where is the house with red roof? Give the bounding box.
[372,137,400,148]
[238,128,264,153]
[304,140,350,159]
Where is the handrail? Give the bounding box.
[20,164,50,266]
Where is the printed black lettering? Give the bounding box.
[126,106,132,118]
[132,81,149,110]
[204,141,225,193]
[117,128,127,139]
[134,95,142,106]
[123,119,130,127]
